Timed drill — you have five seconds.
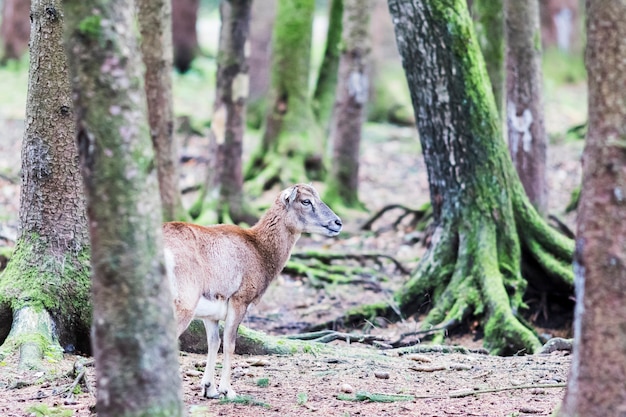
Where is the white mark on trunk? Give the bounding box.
[211,104,227,145]
[232,72,249,102]
[507,103,534,156]
[164,248,178,298]
[348,71,369,105]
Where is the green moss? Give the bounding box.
[78,15,102,38]
[0,235,91,323]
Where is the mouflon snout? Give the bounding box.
[325,216,342,236]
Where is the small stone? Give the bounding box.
[404,354,432,363]
[340,383,354,393]
[374,371,390,379]
[247,358,270,367]
[185,370,202,377]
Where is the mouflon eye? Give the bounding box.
[301,199,311,206]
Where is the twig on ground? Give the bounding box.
[361,204,428,232]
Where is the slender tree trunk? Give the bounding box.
[63,1,184,416]
[558,1,626,415]
[324,0,369,209]
[137,0,187,222]
[342,0,573,354]
[505,0,548,215]
[172,0,200,73]
[0,0,90,367]
[470,0,504,118]
[0,0,30,63]
[245,0,324,193]
[312,0,343,131]
[212,0,254,224]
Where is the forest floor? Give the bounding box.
[0,80,585,416]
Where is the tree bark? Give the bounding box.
[324,0,369,209]
[505,0,548,215]
[558,1,626,415]
[312,0,343,131]
[63,1,184,415]
[0,0,90,366]
[208,0,255,224]
[0,0,30,63]
[137,0,187,222]
[172,0,199,73]
[245,0,324,193]
[346,0,574,355]
[470,0,504,118]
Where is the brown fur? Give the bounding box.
[163,184,341,399]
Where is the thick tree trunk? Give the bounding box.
[470,0,504,118]
[346,0,574,355]
[0,0,91,367]
[245,0,324,193]
[505,0,548,215]
[312,0,343,131]
[172,0,199,73]
[558,1,626,415]
[0,0,30,63]
[63,1,184,416]
[137,0,187,222]
[324,0,369,209]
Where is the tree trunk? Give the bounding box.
[172,0,199,73]
[470,0,504,118]
[346,0,574,355]
[206,0,255,224]
[505,0,548,216]
[539,0,580,52]
[0,0,90,367]
[0,0,30,63]
[63,1,184,415]
[324,0,369,209]
[312,0,343,131]
[558,1,626,415]
[245,0,324,193]
[137,0,187,222]
[246,0,276,128]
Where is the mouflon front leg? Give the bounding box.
[201,319,221,398]
[218,301,247,399]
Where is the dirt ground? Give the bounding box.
[0,83,584,416]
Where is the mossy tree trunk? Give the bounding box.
[137,0,187,222]
[346,0,574,355]
[469,0,504,119]
[559,1,626,415]
[245,0,324,193]
[505,0,548,216]
[324,0,369,209]
[312,0,343,131]
[0,0,91,369]
[63,1,184,416]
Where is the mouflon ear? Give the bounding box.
[281,185,299,207]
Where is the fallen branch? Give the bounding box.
[414,383,567,399]
[286,330,385,345]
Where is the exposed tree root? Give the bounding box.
[284,250,409,289]
[0,306,63,370]
[316,194,574,355]
[361,202,432,235]
[286,330,385,345]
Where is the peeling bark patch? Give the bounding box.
[28,137,52,180]
[231,73,249,102]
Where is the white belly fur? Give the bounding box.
[194,296,228,321]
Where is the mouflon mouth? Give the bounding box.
[324,225,342,236]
